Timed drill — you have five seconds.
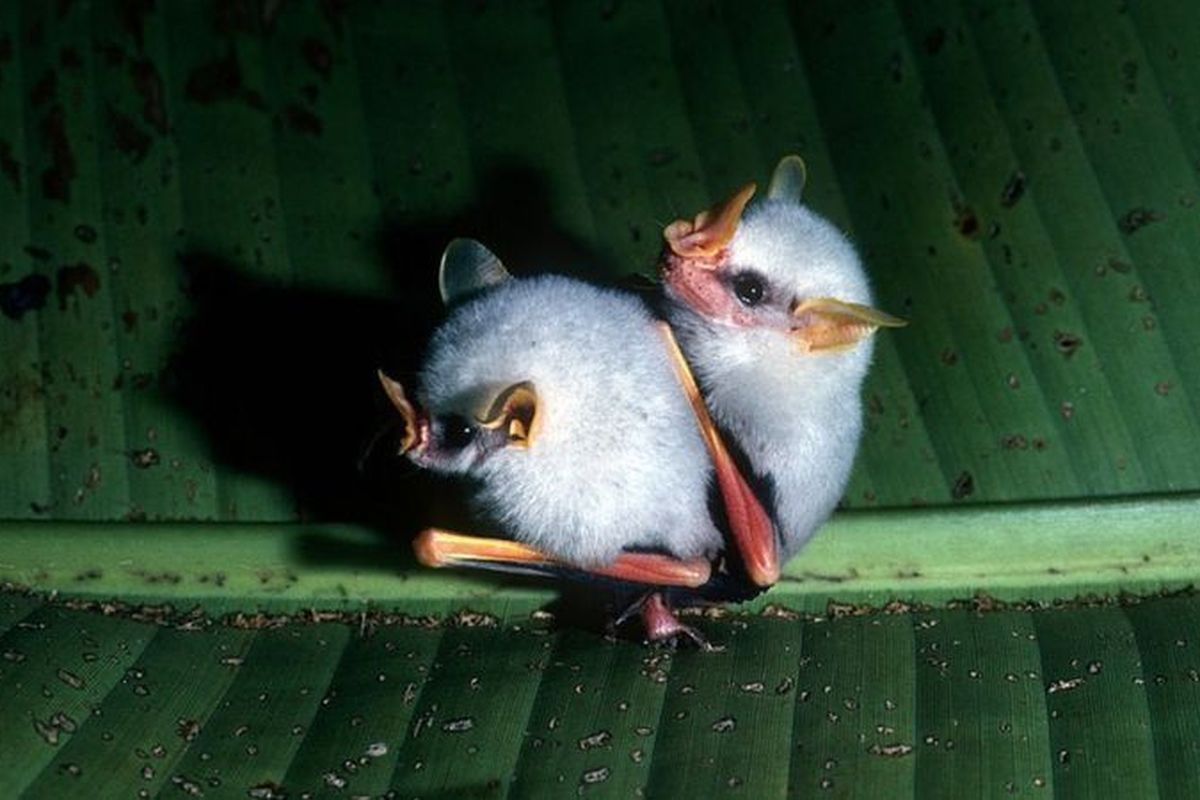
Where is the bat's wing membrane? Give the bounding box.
[656,323,781,587]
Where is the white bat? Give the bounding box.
[660,155,906,561]
[379,241,777,645]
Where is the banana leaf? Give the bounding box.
[2,0,1200,796]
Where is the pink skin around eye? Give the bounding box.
[662,251,761,328]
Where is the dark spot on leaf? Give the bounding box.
[116,0,155,51]
[59,46,82,70]
[1001,434,1028,450]
[283,104,322,136]
[1000,171,1026,208]
[39,105,76,202]
[1155,381,1172,396]
[0,273,51,320]
[107,104,151,163]
[925,27,946,55]
[0,139,20,192]
[130,58,168,134]
[121,309,138,332]
[940,348,958,366]
[954,202,979,238]
[1118,207,1163,234]
[868,743,914,757]
[129,448,159,468]
[186,47,243,105]
[56,262,100,309]
[301,38,332,78]
[31,68,57,107]
[1053,331,1082,358]
[320,0,350,37]
[74,224,97,244]
[952,471,974,500]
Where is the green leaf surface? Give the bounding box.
[3,0,1200,796]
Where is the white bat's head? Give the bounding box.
[660,156,905,385]
[377,367,538,477]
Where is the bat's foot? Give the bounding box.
[613,591,720,651]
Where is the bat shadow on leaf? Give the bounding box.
[165,164,621,577]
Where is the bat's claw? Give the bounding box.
[613,591,722,652]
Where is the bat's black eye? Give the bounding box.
[439,415,476,450]
[732,272,766,307]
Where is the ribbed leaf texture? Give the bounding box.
[2,0,1200,796]
[2,0,1198,521]
[4,590,1200,798]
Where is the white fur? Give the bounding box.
[419,275,721,566]
[667,198,876,558]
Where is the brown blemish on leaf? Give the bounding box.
[0,140,21,192]
[129,448,159,468]
[301,38,332,78]
[1118,207,1163,234]
[1000,171,1026,208]
[59,46,82,70]
[130,58,168,134]
[283,103,322,135]
[116,0,156,51]
[56,262,100,309]
[107,104,151,163]
[186,47,243,105]
[925,27,946,55]
[39,105,76,202]
[954,203,980,238]
[0,273,52,319]
[1001,434,1028,450]
[31,68,57,108]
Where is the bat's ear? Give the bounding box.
[791,297,907,353]
[477,381,540,448]
[376,369,422,452]
[439,238,512,305]
[664,182,756,259]
[768,154,808,202]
